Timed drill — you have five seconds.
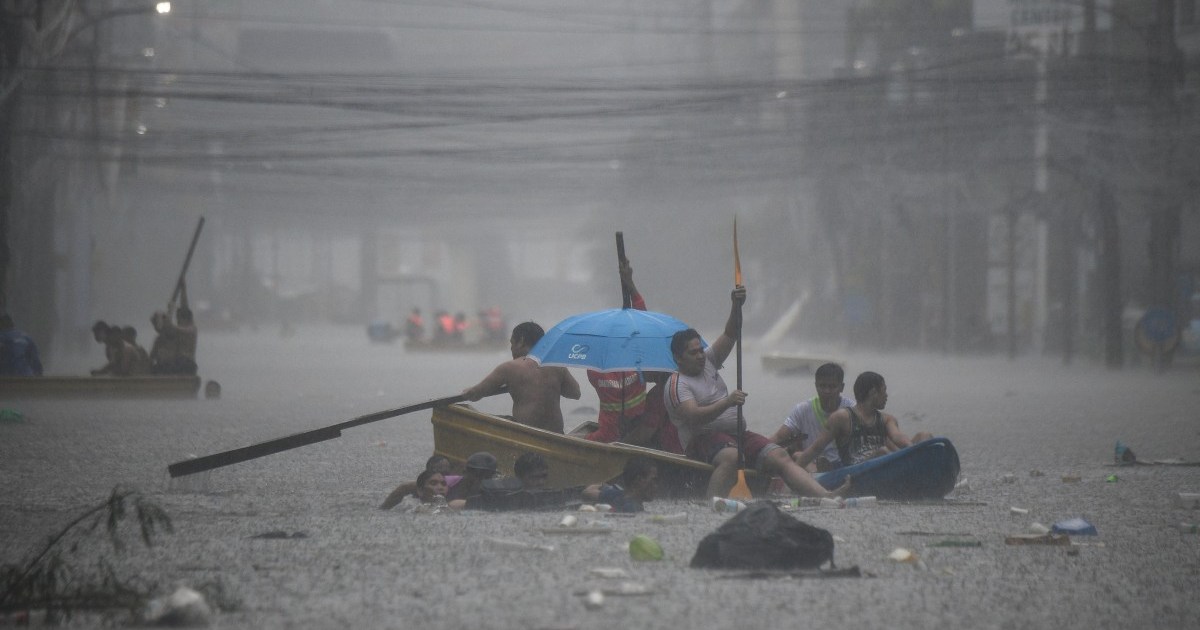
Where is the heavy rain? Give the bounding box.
[1,1,1199,628]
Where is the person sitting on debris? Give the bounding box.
[582,456,658,513]
[769,362,854,472]
[380,454,458,510]
[0,313,43,377]
[793,371,933,469]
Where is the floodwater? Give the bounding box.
[2,326,1199,628]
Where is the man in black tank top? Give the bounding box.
[794,371,933,469]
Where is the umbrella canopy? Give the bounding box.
[528,308,701,373]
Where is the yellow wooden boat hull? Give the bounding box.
[431,403,765,498]
[0,375,203,399]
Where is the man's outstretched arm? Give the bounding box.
[463,364,510,401]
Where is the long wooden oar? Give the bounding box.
[167,390,502,477]
[169,217,205,309]
[616,231,631,309]
[728,217,753,501]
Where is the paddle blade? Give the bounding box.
[727,470,753,501]
[733,217,743,286]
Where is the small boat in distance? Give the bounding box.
[404,338,508,353]
[0,375,205,400]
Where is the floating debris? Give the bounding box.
[1005,533,1070,546]
[589,567,629,579]
[249,530,308,539]
[486,537,555,552]
[1052,518,1098,536]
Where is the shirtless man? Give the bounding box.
[793,371,933,469]
[150,283,198,375]
[92,326,138,376]
[462,321,581,433]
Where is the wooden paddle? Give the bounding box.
[616,231,631,309]
[727,217,753,501]
[168,217,205,310]
[167,389,504,477]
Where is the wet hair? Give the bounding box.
[853,371,885,403]
[122,326,137,341]
[514,452,548,479]
[415,469,444,495]
[92,320,110,334]
[425,454,450,471]
[670,329,702,358]
[510,321,544,347]
[621,457,656,488]
[815,362,844,383]
[177,308,193,323]
[104,327,125,344]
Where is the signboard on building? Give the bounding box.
[1003,0,1107,57]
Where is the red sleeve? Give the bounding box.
[631,291,646,312]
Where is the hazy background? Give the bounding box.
[2,0,1199,369]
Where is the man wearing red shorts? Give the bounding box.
[665,285,850,499]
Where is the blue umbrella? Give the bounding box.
[528,308,701,373]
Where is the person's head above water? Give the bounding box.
[514,452,549,489]
[414,469,448,502]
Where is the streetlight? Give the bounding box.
[156,2,171,14]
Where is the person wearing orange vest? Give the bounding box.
[453,312,468,342]
[583,259,681,453]
[435,311,455,343]
[405,308,425,342]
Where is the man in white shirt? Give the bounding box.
[769,362,854,471]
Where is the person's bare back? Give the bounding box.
[504,357,574,433]
[462,322,581,434]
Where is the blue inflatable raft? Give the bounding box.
[814,437,961,500]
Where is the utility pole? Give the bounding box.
[0,8,22,313]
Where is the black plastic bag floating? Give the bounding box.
[690,501,834,570]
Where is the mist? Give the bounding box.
[2,0,1198,369]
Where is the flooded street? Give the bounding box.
[2,327,1199,628]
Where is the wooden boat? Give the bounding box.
[0,375,204,400]
[761,352,843,375]
[431,403,767,498]
[813,437,961,500]
[404,338,508,353]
